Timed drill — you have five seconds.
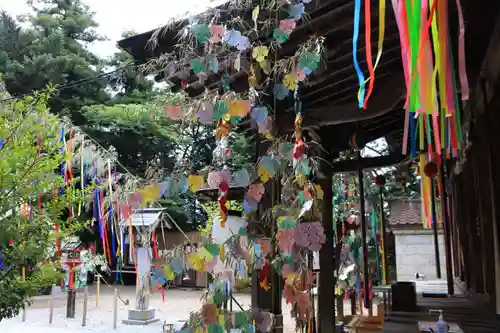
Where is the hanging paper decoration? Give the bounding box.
[190,58,205,74]
[210,24,226,43]
[223,29,242,47]
[165,105,184,120]
[273,84,289,100]
[273,28,289,44]
[233,169,250,186]
[192,24,210,44]
[252,5,260,29]
[228,100,252,118]
[279,19,297,35]
[214,101,228,121]
[236,35,251,51]
[298,52,321,75]
[283,73,298,91]
[252,46,269,63]
[207,56,219,73]
[288,3,305,20]
[196,103,214,125]
[251,106,268,125]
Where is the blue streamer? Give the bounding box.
[352,0,365,108]
[0,249,4,270]
[110,203,118,280]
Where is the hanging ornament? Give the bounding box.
[424,162,438,178]
[375,175,386,187]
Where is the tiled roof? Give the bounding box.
[389,199,423,225]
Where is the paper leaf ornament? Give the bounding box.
[207,170,232,188]
[210,24,225,43]
[283,73,298,90]
[295,68,306,81]
[314,184,324,199]
[178,175,188,193]
[279,19,296,35]
[187,253,205,271]
[246,182,265,202]
[252,46,269,63]
[252,5,260,26]
[298,52,321,73]
[202,303,218,325]
[257,164,271,183]
[233,169,250,186]
[236,35,251,51]
[288,3,305,20]
[273,84,289,100]
[214,101,228,121]
[254,311,273,333]
[163,264,175,281]
[228,100,252,117]
[258,117,273,135]
[277,229,295,253]
[196,103,214,124]
[165,105,184,120]
[279,142,294,160]
[243,199,258,214]
[187,174,205,191]
[260,156,277,175]
[207,56,219,73]
[259,59,272,75]
[273,28,289,44]
[192,24,210,44]
[169,258,183,275]
[251,106,268,124]
[190,58,205,74]
[223,29,242,47]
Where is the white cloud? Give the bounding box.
[0,0,221,58]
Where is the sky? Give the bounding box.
[0,0,221,58]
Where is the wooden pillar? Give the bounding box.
[356,151,371,315]
[252,138,282,333]
[318,159,334,333]
[439,157,454,295]
[430,177,441,279]
[485,104,500,314]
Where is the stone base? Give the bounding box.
[122,308,159,326]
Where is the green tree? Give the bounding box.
[0,86,89,321]
[106,30,156,105]
[0,0,109,120]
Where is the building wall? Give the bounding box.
[394,229,448,281]
[156,231,207,288]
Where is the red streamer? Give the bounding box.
[363,0,375,109]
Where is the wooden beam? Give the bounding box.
[279,73,405,129]
[331,153,408,173]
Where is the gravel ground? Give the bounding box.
[0,286,378,333]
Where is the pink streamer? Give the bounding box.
[442,3,456,115]
[402,111,409,154]
[391,0,410,91]
[432,115,441,155]
[455,0,469,101]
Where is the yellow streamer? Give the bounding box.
[357,0,386,100]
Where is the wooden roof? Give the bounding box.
[117,0,500,154]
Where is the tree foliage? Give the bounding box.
[0,88,90,321]
[0,0,109,120]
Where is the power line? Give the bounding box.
[0,62,137,104]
